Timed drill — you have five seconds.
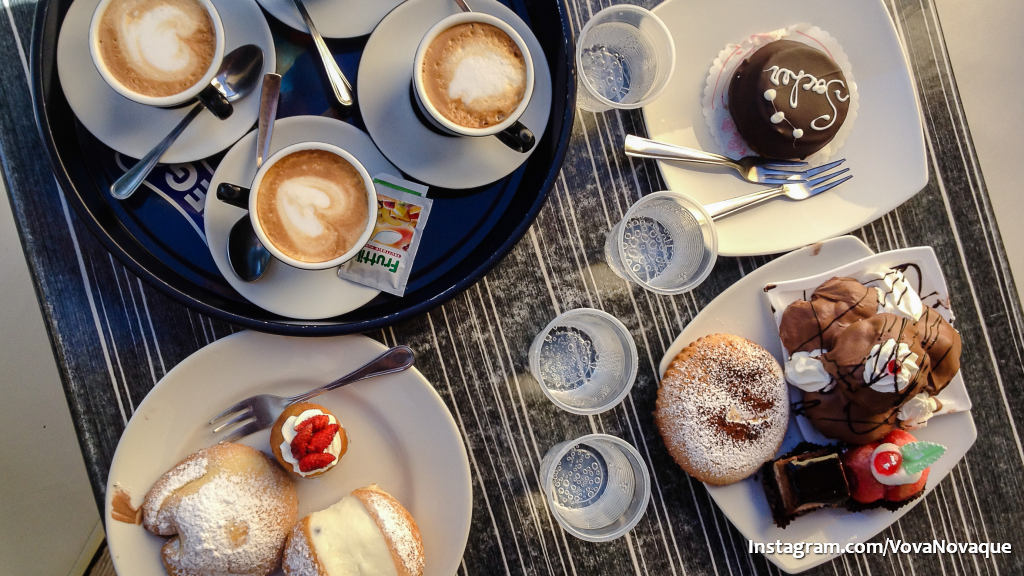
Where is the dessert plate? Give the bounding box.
[256,0,403,39]
[205,115,383,320]
[55,0,276,163]
[358,0,553,189]
[105,331,472,576]
[657,236,977,574]
[644,0,927,256]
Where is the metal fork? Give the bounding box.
[624,135,808,185]
[209,345,415,443]
[703,161,852,220]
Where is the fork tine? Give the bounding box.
[209,400,253,426]
[762,177,806,185]
[760,167,808,176]
[764,160,808,168]
[211,409,255,434]
[801,158,846,179]
[811,174,853,195]
[808,166,851,188]
[217,420,263,444]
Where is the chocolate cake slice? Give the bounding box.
[762,443,850,528]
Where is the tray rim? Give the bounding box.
[30,0,577,335]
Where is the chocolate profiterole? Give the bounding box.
[778,277,878,354]
[728,39,852,159]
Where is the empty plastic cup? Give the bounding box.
[539,433,651,542]
[528,308,639,415]
[576,5,676,112]
[604,191,718,295]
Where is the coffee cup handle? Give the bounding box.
[216,182,250,209]
[495,121,535,153]
[196,84,234,120]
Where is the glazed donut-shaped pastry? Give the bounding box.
[282,484,425,576]
[141,442,298,576]
[655,333,789,485]
[270,402,349,478]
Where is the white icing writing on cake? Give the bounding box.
[761,65,850,141]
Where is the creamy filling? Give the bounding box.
[867,268,924,320]
[278,409,343,477]
[308,495,397,576]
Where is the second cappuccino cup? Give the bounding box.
[219,142,378,271]
[413,12,536,153]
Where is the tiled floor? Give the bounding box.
[6,2,1023,576]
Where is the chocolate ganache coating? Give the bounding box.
[779,277,878,354]
[728,39,851,159]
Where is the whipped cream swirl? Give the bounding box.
[867,269,924,320]
[864,338,920,393]
[897,393,940,429]
[784,349,833,392]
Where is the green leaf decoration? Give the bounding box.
[900,441,946,475]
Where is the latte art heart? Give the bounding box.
[256,150,370,264]
[96,0,217,98]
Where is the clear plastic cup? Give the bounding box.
[604,191,718,295]
[528,308,638,415]
[575,5,676,112]
[540,434,651,542]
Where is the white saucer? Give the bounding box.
[56,0,276,163]
[255,0,403,39]
[358,0,552,189]
[205,115,390,320]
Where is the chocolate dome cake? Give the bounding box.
[728,39,852,159]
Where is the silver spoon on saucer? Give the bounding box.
[110,45,264,201]
[225,73,280,282]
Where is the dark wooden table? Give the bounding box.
[3,1,1023,574]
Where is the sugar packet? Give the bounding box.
[337,173,432,296]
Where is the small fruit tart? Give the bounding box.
[270,402,348,478]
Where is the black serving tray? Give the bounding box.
[31,0,575,335]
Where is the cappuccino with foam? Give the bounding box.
[95,0,217,99]
[421,22,527,129]
[255,149,371,265]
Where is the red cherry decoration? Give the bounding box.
[874,450,902,475]
[886,359,901,374]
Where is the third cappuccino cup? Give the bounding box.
[221,142,378,271]
[413,12,536,152]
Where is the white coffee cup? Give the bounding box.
[412,12,536,151]
[89,0,226,108]
[248,142,378,271]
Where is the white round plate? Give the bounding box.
[204,115,387,320]
[105,332,472,576]
[358,0,552,189]
[657,236,976,574]
[56,0,276,163]
[256,0,404,39]
[643,0,928,256]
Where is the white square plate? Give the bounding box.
[657,237,975,573]
[644,0,927,256]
